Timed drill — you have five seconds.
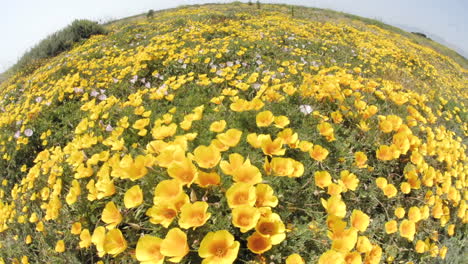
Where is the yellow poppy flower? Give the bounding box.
[363,245,382,264]
[209,120,226,133]
[55,240,65,253]
[225,182,256,208]
[339,170,359,191]
[198,230,239,264]
[232,205,260,233]
[103,228,127,256]
[101,201,122,229]
[232,158,262,184]
[350,210,370,232]
[193,145,221,169]
[399,220,416,241]
[315,171,332,189]
[385,220,398,234]
[310,145,329,162]
[178,201,211,229]
[146,202,178,228]
[247,232,272,254]
[344,252,362,264]
[261,135,285,156]
[356,236,372,253]
[270,157,294,177]
[153,179,183,203]
[220,153,245,176]
[196,171,221,188]
[71,222,82,235]
[79,229,92,248]
[255,213,286,245]
[124,185,143,209]
[354,152,367,168]
[394,207,405,219]
[167,158,198,187]
[255,184,278,208]
[256,110,275,127]
[274,115,290,128]
[136,235,164,264]
[216,128,242,147]
[91,226,106,257]
[160,228,189,263]
[321,195,346,218]
[286,253,305,264]
[318,250,345,264]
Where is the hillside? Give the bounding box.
[0,3,467,264]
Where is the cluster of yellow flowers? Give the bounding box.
[0,3,466,264]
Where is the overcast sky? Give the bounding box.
[1,0,467,73]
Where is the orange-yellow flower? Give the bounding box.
[277,128,298,145]
[103,228,127,256]
[385,220,398,234]
[354,152,367,168]
[356,236,372,253]
[146,202,178,228]
[247,232,272,254]
[153,179,183,203]
[415,240,426,253]
[286,253,305,264]
[71,222,82,235]
[321,195,346,218]
[255,184,278,208]
[232,205,261,233]
[198,230,239,264]
[394,207,405,219]
[55,240,65,253]
[124,185,143,209]
[376,145,396,161]
[79,229,92,249]
[256,110,275,127]
[331,228,358,253]
[317,122,336,142]
[261,135,285,156]
[363,245,382,264]
[339,170,359,191]
[232,158,262,184]
[318,250,345,264]
[383,184,397,198]
[269,157,294,177]
[196,171,221,188]
[225,183,256,208]
[220,153,245,176]
[91,226,106,257]
[167,158,198,186]
[399,220,416,241]
[315,171,332,189]
[216,128,242,147]
[350,210,370,232]
[135,235,164,264]
[101,201,122,229]
[255,213,286,245]
[209,120,226,133]
[160,228,189,263]
[193,145,221,169]
[344,252,362,264]
[310,145,329,162]
[178,201,211,229]
[274,115,290,128]
[408,207,421,222]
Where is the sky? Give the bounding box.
[1,0,467,73]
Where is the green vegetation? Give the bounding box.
[8,19,107,76]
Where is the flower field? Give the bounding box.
[0,3,467,264]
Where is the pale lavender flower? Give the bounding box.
[299,105,313,115]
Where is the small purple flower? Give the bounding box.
[105,124,113,132]
[98,94,107,101]
[14,130,21,139]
